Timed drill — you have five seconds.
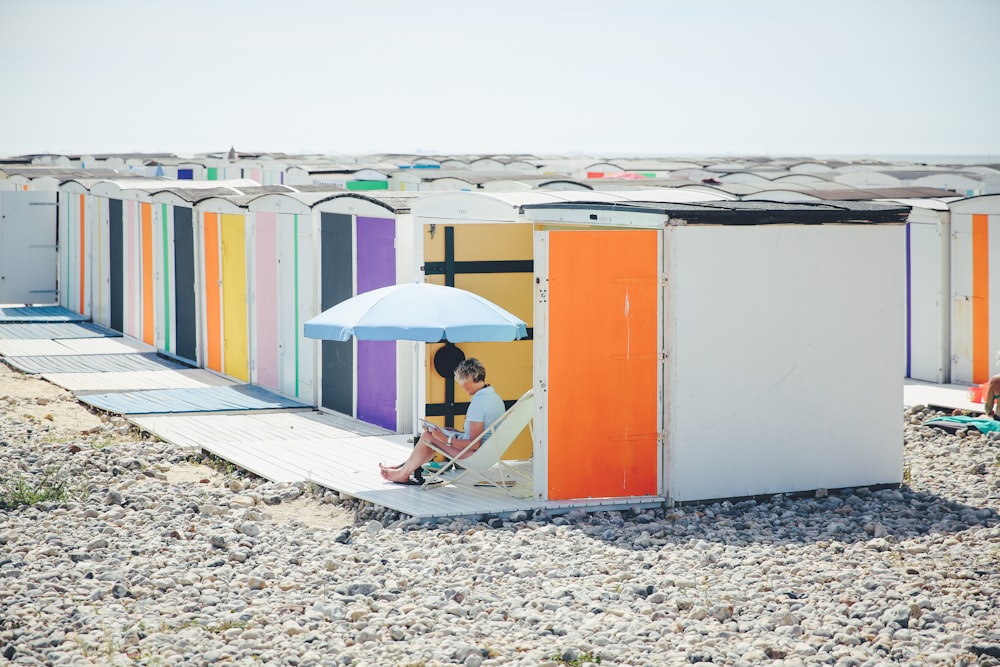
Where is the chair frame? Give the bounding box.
[421,389,534,493]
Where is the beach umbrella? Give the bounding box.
[303,282,528,343]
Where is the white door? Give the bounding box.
[0,192,58,304]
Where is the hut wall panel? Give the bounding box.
[108,199,124,333]
[276,216,297,395]
[173,206,197,363]
[140,202,154,346]
[276,213,305,398]
[950,212,1000,384]
[667,224,903,502]
[79,196,89,314]
[906,213,950,383]
[254,212,279,390]
[220,213,249,381]
[202,212,222,372]
[545,229,659,500]
[154,203,173,354]
[0,191,57,304]
[57,193,73,310]
[356,216,396,431]
[320,212,354,414]
[422,222,533,457]
[292,213,315,401]
[91,196,111,327]
[124,201,140,339]
[59,193,90,314]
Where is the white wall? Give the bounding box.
[948,195,1000,385]
[907,208,951,383]
[0,191,58,304]
[665,223,905,502]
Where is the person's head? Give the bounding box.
[454,357,486,385]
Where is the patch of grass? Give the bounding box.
[551,652,602,666]
[202,452,240,476]
[90,435,117,450]
[205,619,247,634]
[0,469,70,510]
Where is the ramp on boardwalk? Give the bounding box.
[1,352,186,375]
[130,411,655,520]
[0,322,121,340]
[79,384,311,416]
[0,337,149,357]
[43,369,237,393]
[0,316,667,520]
[0,305,89,323]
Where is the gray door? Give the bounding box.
[0,192,58,304]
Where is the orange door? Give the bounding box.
[545,229,660,500]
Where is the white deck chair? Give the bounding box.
[422,389,534,492]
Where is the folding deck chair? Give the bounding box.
[421,388,534,493]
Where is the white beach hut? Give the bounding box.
[521,200,910,504]
[0,187,57,304]
[948,194,1000,386]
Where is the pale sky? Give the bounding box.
[1,0,998,160]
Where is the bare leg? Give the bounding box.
[380,435,437,483]
[985,374,1000,419]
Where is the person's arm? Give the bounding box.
[437,421,485,458]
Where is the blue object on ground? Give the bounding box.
[924,415,1000,434]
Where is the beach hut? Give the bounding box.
[56,174,152,319]
[0,187,57,304]
[56,179,102,317]
[409,190,669,458]
[140,182,269,367]
[308,192,422,431]
[901,200,954,383]
[0,168,123,307]
[238,191,331,404]
[746,187,958,383]
[85,179,176,343]
[948,194,1000,385]
[807,188,962,383]
[521,200,910,504]
[191,195,254,382]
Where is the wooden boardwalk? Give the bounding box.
[0,306,665,520]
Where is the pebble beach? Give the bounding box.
[2,367,999,667]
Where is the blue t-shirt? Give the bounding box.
[464,385,505,441]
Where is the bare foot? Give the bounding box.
[379,464,412,483]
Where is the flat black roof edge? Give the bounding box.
[521,200,911,225]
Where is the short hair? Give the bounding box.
[454,357,486,383]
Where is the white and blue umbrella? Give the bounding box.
[303,282,528,343]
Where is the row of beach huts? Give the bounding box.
[1,150,998,505]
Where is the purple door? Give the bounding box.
[356,217,396,430]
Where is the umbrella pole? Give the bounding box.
[413,340,421,434]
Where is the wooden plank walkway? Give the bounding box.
[0,305,88,323]
[130,411,661,520]
[903,378,989,413]
[0,316,667,520]
[43,369,237,393]
[79,384,311,415]
[2,352,185,375]
[0,322,121,340]
[0,337,150,357]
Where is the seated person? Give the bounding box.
[984,374,1000,421]
[380,357,505,485]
